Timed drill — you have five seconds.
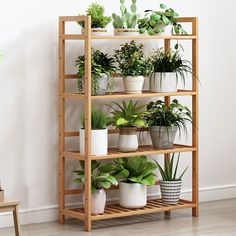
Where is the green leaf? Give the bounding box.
[151,14,161,21]
[116,117,128,126]
[140,174,156,186]
[162,15,170,25]
[99,181,111,189]
[131,3,137,13]
[147,28,155,35]
[160,3,167,9]
[139,28,146,34]
[133,119,145,127]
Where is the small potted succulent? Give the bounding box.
[80,108,108,156]
[154,153,188,204]
[107,100,145,152]
[78,3,112,36]
[149,48,194,93]
[113,156,156,208]
[0,179,4,203]
[138,4,186,36]
[144,99,192,149]
[115,41,151,94]
[73,160,118,214]
[76,49,116,95]
[112,0,139,36]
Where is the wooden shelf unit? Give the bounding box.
[59,16,199,232]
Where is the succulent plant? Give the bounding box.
[112,0,139,29]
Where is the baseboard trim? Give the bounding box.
[1,184,236,228]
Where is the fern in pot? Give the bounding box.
[154,153,188,204]
[73,160,118,214]
[80,108,108,156]
[76,49,116,95]
[112,0,140,36]
[113,156,156,208]
[149,48,194,93]
[107,100,145,152]
[78,3,112,36]
[115,41,151,94]
[144,99,192,149]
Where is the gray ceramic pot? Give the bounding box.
[149,126,177,149]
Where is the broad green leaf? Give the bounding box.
[140,174,156,186]
[133,119,145,127]
[116,117,128,126]
[151,14,161,21]
[160,3,167,9]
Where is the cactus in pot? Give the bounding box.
[112,0,140,35]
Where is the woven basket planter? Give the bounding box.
[160,180,182,204]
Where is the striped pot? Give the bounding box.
[160,180,182,204]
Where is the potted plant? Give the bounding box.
[76,49,116,95]
[73,160,118,214]
[107,100,145,152]
[115,41,151,94]
[138,3,187,36]
[112,0,140,36]
[80,108,108,156]
[144,99,192,149]
[112,156,156,208]
[154,153,188,204]
[78,3,112,36]
[149,48,195,93]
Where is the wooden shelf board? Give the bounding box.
[64,199,195,221]
[63,144,196,160]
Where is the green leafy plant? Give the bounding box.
[78,3,112,28]
[81,108,107,129]
[76,49,116,94]
[112,156,157,185]
[107,100,146,128]
[73,160,118,192]
[138,3,187,35]
[153,153,188,181]
[144,99,192,135]
[112,0,139,29]
[149,48,196,86]
[115,40,151,76]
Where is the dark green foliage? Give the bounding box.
[73,160,118,192]
[79,3,112,28]
[106,100,146,128]
[112,156,157,185]
[81,108,107,129]
[114,40,152,76]
[154,153,188,181]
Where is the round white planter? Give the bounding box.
[149,126,177,149]
[157,24,173,36]
[160,180,182,204]
[123,76,144,94]
[150,72,177,93]
[83,189,106,214]
[80,128,108,156]
[119,182,147,208]
[114,28,138,36]
[118,127,138,152]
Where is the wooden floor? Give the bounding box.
[1,199,236,235]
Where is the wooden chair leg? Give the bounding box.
[13,205,21,236]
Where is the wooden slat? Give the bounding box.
[62,34,85,40]
[62,209,85,220]
[60,16,87,22]
[63,93,85,100]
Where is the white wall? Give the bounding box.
[0,0,236,227]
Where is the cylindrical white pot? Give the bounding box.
[157,24,173,36]
[119,182,147,208]
[150,72,177,93]
[123,76,144,94]
[83,189,106,214]
[114,28,138,36]
[160,180,182,204]
[118,127,138,152]
[80,128,108,156]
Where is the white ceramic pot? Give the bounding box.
[123,76,144,94]
[150,72,177,93]
[80,128,108,156]
[119,182,147,208]
[118,127,138,152]
[83,189,106,214]
[157,24,173,36]
[160,180,182,204]
[82,28,108,36]
[114,28,138,36]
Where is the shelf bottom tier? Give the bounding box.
[63,198,196,221]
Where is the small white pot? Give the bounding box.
[150,72,177,93]
[119,182,147,208]
[123,76,144,94]
[83,189,106,214]
[114,28,138,36]
[118,127,138,152]
[157,24,173,36]
[82,28,108,36]
[80,128,108,156]
[160,180,182,204]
